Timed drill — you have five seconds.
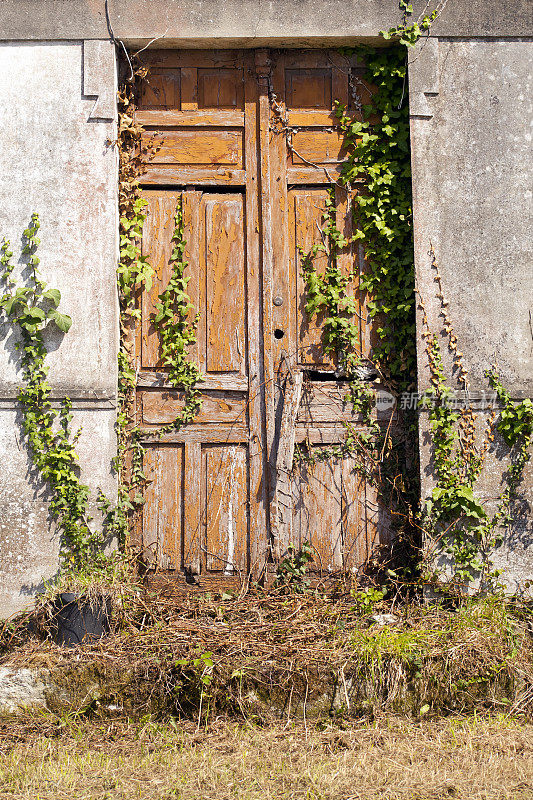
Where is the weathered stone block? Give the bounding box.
[0,407,117,617]
[0,41,118,399]
[411,39,533,394]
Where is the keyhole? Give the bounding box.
[274,329,285,339]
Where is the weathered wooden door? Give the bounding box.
[134,49,388,589]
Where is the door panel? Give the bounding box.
[198,69,244,109]
[285,68,332,108]
[292,454,343,571]
[141,189,248,384]
[289,188,332,367]
[205,445,248,572]
[141,191,179,369]
[135,49,390,586]
[143,444,184,569]
[202,194,246,375]
[139,68,180,109]
[143,130,244,167]
[290,131,346,165]
[141,390,246,426]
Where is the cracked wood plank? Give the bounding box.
[272,370,303,559]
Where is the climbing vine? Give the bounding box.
[109,78,157,550]
[334,47,416,392]
[293,7,439,556]
[299,189,376,423]
[115,69,203,553]
[152,197,203,434]
[418,252,532,588]
[117,78,155,310]
[485,369,533,542]
[0,216,108,568]
[300,2,448,394]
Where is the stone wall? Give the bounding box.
[0,41,118,616]
[409,37,533,591]
[0,0,531,42]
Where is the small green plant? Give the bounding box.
[175,649,215,689]
[175,648,215,724]
[488,370,533,451]
[275,542,314,592]
[350,586,386,615]
[483,367,533,545]
[380,1,438,47]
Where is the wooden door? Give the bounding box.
[265,51,391,577]
[134,49,391,588]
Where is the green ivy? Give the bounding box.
[485,368,533,534]
[0,215,107,568]
[488,371,533,450]
[302,36,421,394]
[275,541,314,593]
[152,197,203,433]
[335,45,417,393]
[110,84,158,550]
[420,334,490,582]
[300,188,375,423]
[297,11,435,553]
[118,196,154,311]
[117,87,155,314]
[380,1,437,47]
[420,328,532,587]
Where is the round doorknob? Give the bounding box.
[273,296,283,307]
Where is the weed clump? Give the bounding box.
[0,589,531,723]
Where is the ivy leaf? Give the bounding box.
[42,288,61,307]
[49,310,72,333]
[23,307,46,323]
[1,296,15,315]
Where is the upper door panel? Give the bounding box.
[141,189,247,381]
[270,50,363,186]
[136,50,252,186]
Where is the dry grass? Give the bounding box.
[0,714,531,799]
[1,591,532,719]
[0,593,532,798]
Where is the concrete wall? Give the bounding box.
[0,1,531,43]
[410,38,532,394]
[0,41,118,616]
[409,38,533,591]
